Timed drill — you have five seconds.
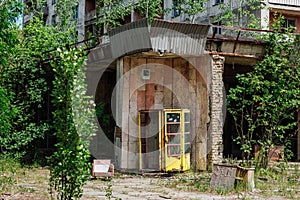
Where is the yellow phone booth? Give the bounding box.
[138,109,191,172]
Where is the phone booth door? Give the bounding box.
[164,110,191,171]
[138,110,162,171]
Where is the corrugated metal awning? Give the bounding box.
[109,18,152,59]
[107,18,210,58]
[150,19,210,55]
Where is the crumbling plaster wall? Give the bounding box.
[120,55,211,170]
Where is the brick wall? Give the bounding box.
[208,55,225,168]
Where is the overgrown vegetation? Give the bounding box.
[0,155,50,199]
[154,168,300,199]
[1,0,97,199]
[1,0,299,199]
[171,0,207,22]
[227,17,300,168]
[49,47,96,199]
[96,0,164,32]
[215,0,263,28]
[0,1,53,159]
[96,0,132,32]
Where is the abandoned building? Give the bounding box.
[27,0,300,171]
[78,18,299,171]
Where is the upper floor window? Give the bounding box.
[173,0,181,17]
[74,5,79,19]
[212,21,222,34]
[51,14,56,26]
[213,0,224,5]
[283,18,296,32]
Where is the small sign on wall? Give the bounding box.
[142,68,150,80]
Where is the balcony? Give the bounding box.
[85,10,96,22]
[268,0,300,7]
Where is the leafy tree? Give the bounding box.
[0,1,21,154]
[55,0,79,34]
[0,16,72,158]
[96,0,132,32]
[96,0,164,32]
[135,0,163,22]
[215,0,263,28]
[171,0,207,23]
[227,17,300,168]
[0,0,21,66]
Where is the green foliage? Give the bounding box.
[215,0,263,28]
[135,0,163,23]
[171,0,207,22]
[105,182,113,199]
[227,17,300,168]
[55,0,79,36]
[0,0,21,66]
[95,102,112,135]
[73,61,98,148]
[49,47,96,199]
[0,88,17,153]
[255,163,300,199]
[0,17,65,157]
[23,0,47,18]
[96,0,164,32]
[96,0,132,32]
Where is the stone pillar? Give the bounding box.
[209,55,225,169]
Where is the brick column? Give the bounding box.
[209,55,225,168]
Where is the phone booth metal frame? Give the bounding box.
[138,109,191,172]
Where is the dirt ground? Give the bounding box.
[82,173,291,200]
[83,175,242,200]
[1,168,299,200]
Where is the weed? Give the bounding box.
[121,190,128,195]
[193,180,210,193]
[105,182,112,199]
[255,163,300,199]
[214,186,231,195]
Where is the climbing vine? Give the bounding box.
[96,0,132,32]
[49,47,96,199]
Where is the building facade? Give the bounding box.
[24,0,300,169]
[23,0,300,40]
